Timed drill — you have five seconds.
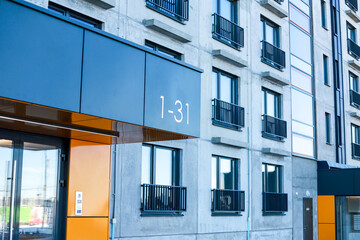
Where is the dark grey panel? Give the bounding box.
[318,169,360,196]
[81,30,145,125]
[0,0,83,112]
[144,53,201,137]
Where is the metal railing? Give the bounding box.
[146,0,189,22]
[348,39,360,60]
[212,99,245,130]
[352,143,360,158]
[275,0,284,3]
[212,13,244,49]
[262,114,287,139]
[263,192,288,213]
[211,189,245,213]
[346,0,358,11]
[141,184,186,213]
[350,90,360,108]
[261,41,286,70]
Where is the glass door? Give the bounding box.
[0,130,67,240]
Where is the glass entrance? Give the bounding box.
[0,130,67,240]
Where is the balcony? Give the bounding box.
[262,114,287,140]
[211,189,245,214]
[352,143,360,159]
[261,41,286,70]
[141,184,186,215]
[346,0,358,11]
[263,192,288,214]
[145,0,189,22]
[348,39,360,60]
[212,99,245,130]
[351,90,360,108]
[212,13,244,49]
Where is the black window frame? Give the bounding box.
[347,22,357,42]
[261,16,280,48]
[213,0,238,23]
[352,124,360,159]
[141,144,181,187]
[262,88,282,119]
[262,163,283,194]
[212,69,238,105]
[350,72,359,92]
[325,112,331,144]
[212,155,240,190]
[323,55,329,85]
[48,2,103,29]
[321,0,327,29]
[145,40,182,60]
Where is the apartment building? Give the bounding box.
[0,0,360,239]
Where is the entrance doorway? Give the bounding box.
[303,198,314,240]
[0,129,68,240]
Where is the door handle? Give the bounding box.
[9,160,17,240]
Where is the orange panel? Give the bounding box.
[318,195,335,224]
[67,139,111,217]
[67,217,108,240]
[318,223,335,240]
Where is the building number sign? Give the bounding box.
[160,96,189,124]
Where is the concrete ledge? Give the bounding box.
[345,10,360,23]
[84,0,115,9]
[349,60,360,71]
[212,49,248,67]
[261,71,289,86]
[211,137,248,149]
[143,19,192,43]
[262,147,290,157]
[260,0,288,18]
[350,112,360,120]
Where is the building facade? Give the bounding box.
[1,0,360,239]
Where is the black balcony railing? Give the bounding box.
[261,41,286,70]
[263,192,288,213]
[346,0,358,11]
[348,39,360,60]
[212,13,244,49]
[146,0,189,22]
[211,189,245,213]
[352,143,360,159]
[275,0,284,3]
[262,114,287,139]
[212,99,245,130]
[141,184,186,213]
[350,90,360,108]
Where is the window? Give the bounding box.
[145,40,182,60]
[321,0,327,28]
[352,124,360,159]
[347,23,356,42]
[323,55,329,85]
[350,72,359,92]
[48,2,102,29]
[211,156,244,214]
[261,17,280,47]
[141,145,180,186]
[325,113,331,144]
[262,163,282,193]
[141,145,186,215]
[262,88,281,119]
[212,156,239,190]
[213,0,238,23]
[212,69,238,104]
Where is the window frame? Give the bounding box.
[325,112,331,144]
[321,0,327,29]
[352,124,360,145]
[48,2,103,29]
[350,72,359,92]
[212,69,238,105]
[261,17,280,48]
[213,0,238,23]
[212,155,240,190]
[347,22,357,42]
[141,144,181,187]
[262,88,282,119]
[323,55,329,86]
[145,40,183,60]
[262,163,283,194]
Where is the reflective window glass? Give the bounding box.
[290,0,310,15]
[292,134,314,157]
[290,25,311,64]
[290,4,310,33]
[325,113,331,144]
[141,146,151,184]
[211,157,217,189]
[263,89,281,118]
[350,72,359,92]
[212,156,239,190]
[291,89,313,125]
[262,164,282,193]
[155,148,172,186]
[291,67,312,93]
[291,54,312,75]
[292,120,314,137]
[347,23,356,42]
[212,70,237,104]
[352,125,360,144]
[220,75,232,103]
